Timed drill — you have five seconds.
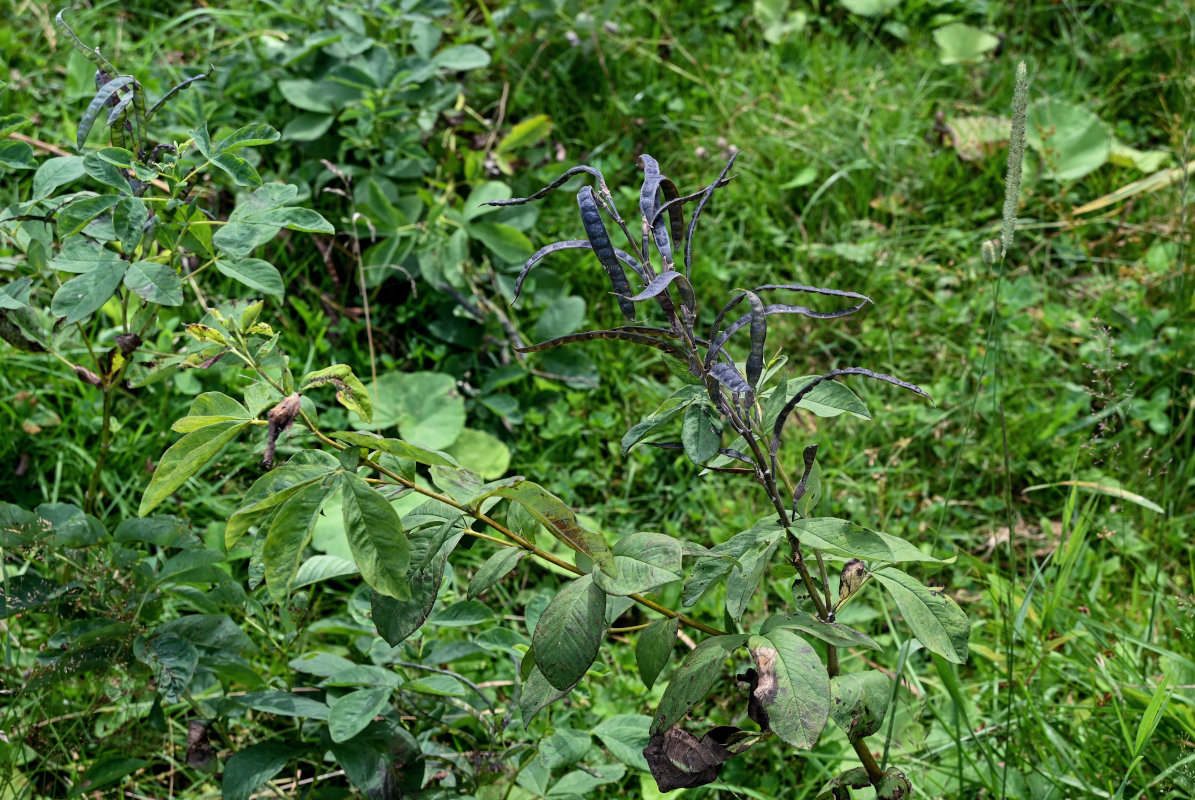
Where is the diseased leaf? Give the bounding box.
[468,547,525,599]
[532,574,607,690]
[829,671,890,741]
[299,364,372,423]
[140,421,250,515]
[635,616,678,690]
[341,472,409,600]
[747,628,829,749]
[593,533,684,596]
[329,430,459,468]
[487,480,615,574]
[759,612,882,651]
[123,261,183,306]
[651,634,747,735]
[872,568,970,664]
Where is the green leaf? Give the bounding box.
[32,155,85,200]
[277,78,334,113]
[444,428,510,479]
[140,421,250,515]
[223,740,302,800]
[263,481,338,601]
[838,0,901,15]
[621,385,703,454]
[498,114,552,153]
[767,376,871,423]
[461,181,512,221]
[51,261,126,325]
[759,612,882,651]
[0,139,36,169]
[428,599,494,627]
[283,112,336,142]
[114,196,149,252]
[341,472,409,600]
[214,258,285,299]
[294,554,359,588]
[0,277,32,310]
[329,430,459,468]
[635,616,678,690]
[532,574,607,691]
[211,152,262,187]
[371,530,463,646]
[520,665,578,725]
[725,525,783,620]
[123,261,183,306]
[328,687,392,743]
[238,691,331,721]
[468,547,525,599]
[215,123,281,153]
[488,480,615,574]
[872,568,970,664]
[133,635,198,703]
[933,22,1001,65]
[651,634,747,735]
[57,194,121,237]
[828,671,890,740]
[225,464,333,549]
[682,520,777,607]
[49,237,123,274]
[433,44,491,71]
[369,371,465,449]
[249,206,334,233]
[300,364,373,423]
[1027,98,1111,181]
[467,221,534,263]
[790,517,947,564]
[593,533,684,596]
[82,151,132,193]
[548,764,625,796]
[534,295,586,341]
[592,714,652,772]
[173,391,252,430]
[681,402,722,464]
[748,628,829,749]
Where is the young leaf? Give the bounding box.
[872,568,969,663]
[263,480,338,601]
[328,688,392,743]
[681,403,722,464]
[593,533,685,596]
[468,547,525,599]
[341,472,409,600]
[635,616,679,690]
[828,671,890,741]
[747,628,829,749]
[650,634,748,735]
[532,574,607,691]
[140,421,250,515]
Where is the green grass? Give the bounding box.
[1,0,1191,798]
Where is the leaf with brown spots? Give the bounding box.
[747,628,829,750]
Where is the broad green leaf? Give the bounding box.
[133,635,198,703]
[49,236,123,273]
[468,547,525,599]
[57,194,120,237]
[489,480,615,574]
[283,112,335,142]
[0,139,35,169]
[371,530,463,646]
[681,402,722,464]
[123,261,183,306]
[32,155,85,200]
[211,152,262,187]
[238,691,330,721]
[433,44,490,71]
[51,261,126,325]
[461,181,511,221]
[497,114,552,153]
[1027,97,1111,181]
[759,612,882,651]
[223,740,302,800]
[444,428,510,479]
[294,554,359,588]
[829,670,890,740]
[593,533,684,596]
[428,599,494,627]
[520,665,578,725]
[369,371,465,449]
[263,480,339,601]
[651,634,748,735]
[300,364,372,423]
[540,727,593,769]
[725,525,784,620]
[214,258,285,298]
[592,714,652,772]
[791,517,947,564]
[621,385,704,454]
[532,574,607,691]
[765,376,871,424]
[534,295,586,341]
[839,0,901,15]
[67,756,150,798]
[114,196,149,252]
[933,22,1001,65]
[635,616,678,690]
[140,421,250,515]
[277,78,334,113]
[215,123,281,153]
[225,464,333,549]
[342,472,409,599]
[329,430,459,467]
[328,688,392,743]
[748,628,829,749]
[247,207,334,233]
[0,277,32,310]
[548,764,625,796]
[872,567,969,663]
[82,151,132,193]
[682,520,776,606]
[467,221,534,263]
[172,391,252,432]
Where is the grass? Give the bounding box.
[1,0,1191,797]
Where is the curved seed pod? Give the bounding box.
[616,324,709,346]
[636,154,673,266]
[752,283,871,303]
[514,328,687,360]
[709,362,750,395]
[105,92,134,127]
[623,270,696,330]
[791,444,818,517]
[744,291,766,392]
[650,176,735,228]
[514,239,591,301]
[78,75,134,151]
[484,165,610,207]
[56,10,119,76]
[719,448,755,465]
[769,369,930,467]
[578,186,636,321]
[685,152,738,276]
[658,178,685,258]
[147,67,213,120]
[129,80,148,154]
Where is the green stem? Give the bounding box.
[852,738,884,785]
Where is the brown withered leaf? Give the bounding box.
[264,393,301,467]
[73,364,103,387]
[644,726,730,791]
[737,667,769,730]
[839,559,867,602]
[185,719,216,770]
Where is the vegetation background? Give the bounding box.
[0,0,1191,798]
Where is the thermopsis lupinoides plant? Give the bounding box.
[481,155,971,796]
